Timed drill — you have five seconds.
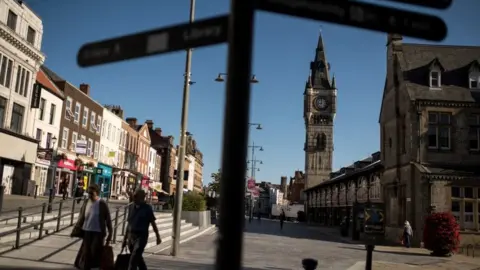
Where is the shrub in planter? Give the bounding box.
[423,212,460,256]
[182,192,207,211]
[297,211,306,222]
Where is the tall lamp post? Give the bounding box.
[214,73,259,84]
[171,0,195,257]
[247,142,263,221]
[47,136,58,213]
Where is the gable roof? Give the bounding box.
[36,68,64,99]
[136,124,151,142]
[399,43,480,103]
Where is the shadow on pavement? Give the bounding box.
[243,218,353,244]
[145,257,264,270]
[340,246,432,257]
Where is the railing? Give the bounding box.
[459,244,480,258]
[0,196,132,251]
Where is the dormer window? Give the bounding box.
[468,61,480,90]
[430,71,441,88]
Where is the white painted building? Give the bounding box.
[30,68,64,196]
[186,154,195,191]
[99,107,122,196]
[0,0,45,195]
[148,147,156,180]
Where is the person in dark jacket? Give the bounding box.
[280,209,286,230]
[73,184,113,270]
[123,189,162,270]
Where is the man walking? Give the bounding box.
[122,189,162,270]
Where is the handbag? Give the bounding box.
[114,247,131,270]
[71,225,84,238]
[101,245,115,270]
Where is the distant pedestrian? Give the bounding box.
[122,189,162,270]
[60,178,69,200]
[73,184,113,270]
[280,209,286,230]
[75,178,84,204]
[403,220,413,248]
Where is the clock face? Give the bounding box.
[315,97,327,110]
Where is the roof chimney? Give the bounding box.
[79,83,90,96]
[145,120,153,129]
[125,117,137,128]
[154,128,162,137]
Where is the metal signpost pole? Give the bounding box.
[215,0,255,269]
[171,0,195,257]
[47,139,57,213]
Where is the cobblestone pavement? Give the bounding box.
[144,219,480,270]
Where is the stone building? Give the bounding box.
[303,32,336,189]
[379,34,480,245]
[125,118,151,190]
[287,171,305,203]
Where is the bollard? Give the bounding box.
[39,203,46,239]
[34,185,39,199]
[70,197,76,226]
[365,244,374,270]
[302,258,318,270]
[47,188,54,213]
[15,207,23,249]
[113,208,119,243]
[56,201,63,232]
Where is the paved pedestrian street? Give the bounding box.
[144,219,480,270]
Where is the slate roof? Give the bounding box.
[412,162,480,182]
[399,43,480,102]
[36,68,64,99]
[41,65,65,82]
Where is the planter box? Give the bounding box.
[181,210,211,228]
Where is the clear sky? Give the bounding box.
[26,0,479,185]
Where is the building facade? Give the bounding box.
[98,106,122,197]
[0,0,46,195]
[379,35,480,245]
[31,68,63,196]
[105,105,126,197]
[148,126,176,194]
[304,33,336,189]
[126,118,151,189]
[148,146,156,181]
[43,66,103,195]
[119,120,138,194]
[193,150,204,192]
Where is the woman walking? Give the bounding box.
[73,184,113,270]
[403,220,413,248]
[280,209,286,230]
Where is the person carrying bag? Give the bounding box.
[71,184,113,270]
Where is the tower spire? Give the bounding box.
[309,29,331,89]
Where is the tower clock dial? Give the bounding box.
[315,97,327,110]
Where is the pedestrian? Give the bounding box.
[73,184,113,270]
[280,209,286,230]
[122,189,162,270]
[75,177,84,204]
[60,178,69,200]
[403,220,413,248]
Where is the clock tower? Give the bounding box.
[304,32,336,189]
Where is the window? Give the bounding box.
[452,186,460,198]
[102,120,107,137]
[0,96,6,129]
[46,133,52,148]
[464,187,474,198]
[97,116,102,134]
[10,103,24,133]
[65,97,72,119]
[94,141,99,159]
[468,114,480,151]
[427,112,451,150]
[100,145,104,160]
[38,98,46,120]
[61,128,69,149]
[465,201,474,229]
[71,132,78,151]
[108,123,112,140]
[27,26,36,45]
[49,104,56,125]
[7,10,17,31]
[90,112,96,132]
[470,71,480,89]
[0,54,13,88]
[430,71,441,88]
[87,139,93,156]
[14,65,30,97]
[35,128,42,142]
[74,102,81,123]
[82,107,89,128]
[451,201,460,222]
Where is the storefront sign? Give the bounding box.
[76,140,87,155]
[95,168,104,175]
[31,83,42,108]
[97,163,112,177]
[57,159,77,171]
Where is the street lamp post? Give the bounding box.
[247,142,263,221]
[47,136,58,213]
[171,0,195,257]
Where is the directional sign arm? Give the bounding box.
[380,0,452,10]
[256,0,447,41]
[77,15,229,67]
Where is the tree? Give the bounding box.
[423,212,460,256]
[208,169,221,194]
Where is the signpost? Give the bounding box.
[77,0,450,268]
[77,15,229,67]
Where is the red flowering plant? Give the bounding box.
[423,212,460,255]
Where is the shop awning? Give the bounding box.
[149,181,168,194]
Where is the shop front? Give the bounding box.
[95,163,113,198]
[53,158,77,196]
[141,175,150,190]
[33,152,51,197]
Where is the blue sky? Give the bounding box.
[26,0,479,184]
